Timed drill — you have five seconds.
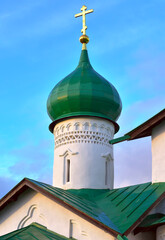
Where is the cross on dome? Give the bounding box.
[75,5,94,35]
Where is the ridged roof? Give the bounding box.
[67,182,165,234]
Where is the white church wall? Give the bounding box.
[128,231,155,240]
[152,120,165,183]
[156,225,165,240]
[0,189,36,235]
[0,190,115,240]
[53,117,115,189]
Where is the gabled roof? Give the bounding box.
[110,108,165,144]
[0,178,165,237]
[68,182,165,235]
[0,222,71,240]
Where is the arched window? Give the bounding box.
[75,122,80,130]
[84,122,90,130]
[105,160,108,185]
[66,159,70,182]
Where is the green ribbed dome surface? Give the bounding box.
[47,50,122,127]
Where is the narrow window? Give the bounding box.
[67,159,70,182]
[105,161,108,185]
[69,220,80,239]
[69,220,73,238]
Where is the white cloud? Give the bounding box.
[0,139,53,183]
[114,137,152,188]
[0,177,18,199]
[117,96,165,136]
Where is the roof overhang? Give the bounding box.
[110,109,165,144]
[134,213,165,235]
[124,191,165,236]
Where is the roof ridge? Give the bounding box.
[121,183,151,213]
[32,222,71,239]
[0,222,71,240]
[127,184,159,218]
[115,185,140,207]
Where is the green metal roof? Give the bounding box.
[47,49,122,133]
[117,235,129,240]
[138,213,165,228]
[0,222,71,240]
[67,182,165,234]
[22,179,165,235]
[109,135,130,144]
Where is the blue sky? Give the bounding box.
[0,0,165,198]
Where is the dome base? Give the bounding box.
[49,114,119,134]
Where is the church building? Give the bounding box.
[0,5,165,240]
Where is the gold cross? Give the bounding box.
[75,5,94,35]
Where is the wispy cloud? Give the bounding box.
[114,137,152,188]
[0,1,73,47]
[117,95,165,136]
[0,1,45,21]
[0,139,53,190]
[92,21,160,56]
[9,140,52,178]
[0,176,18,199]
[127,50,165,94]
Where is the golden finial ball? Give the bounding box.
[79,35,89,44]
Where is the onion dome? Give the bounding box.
[47,49,122,133]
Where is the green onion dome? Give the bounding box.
[47,50,122,133]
